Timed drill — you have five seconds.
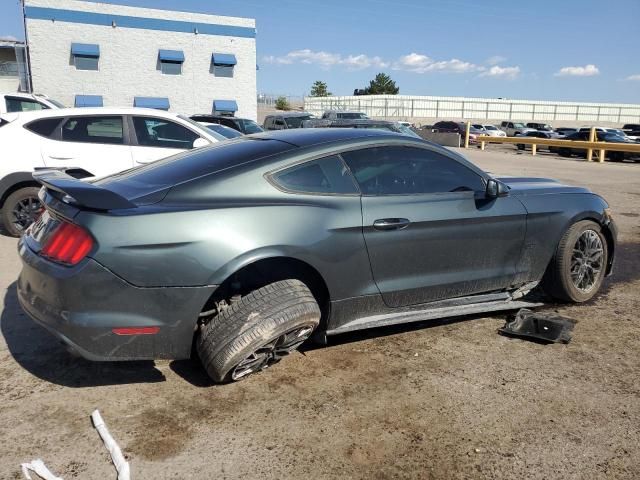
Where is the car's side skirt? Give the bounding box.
[326,293,542,336]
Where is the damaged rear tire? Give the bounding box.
[196,279,320,383]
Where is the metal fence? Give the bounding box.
[304,95,640,124]
[258,93,305,107]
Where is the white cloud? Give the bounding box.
[263,49,387,70]
[479,65,521,79]
[393,53,482,74]
[486,55,506,65]
[624,74,640,81]
[554,64,600,77]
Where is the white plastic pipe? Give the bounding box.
[91,410,131,480]
[21,459,63,480]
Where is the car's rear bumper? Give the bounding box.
[17,239,216,361]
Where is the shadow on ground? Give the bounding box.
[1,282,165,387]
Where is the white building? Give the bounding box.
[24,0,257,119]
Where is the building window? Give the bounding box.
[158,49,184,75]
[212,99,238,117]
[74,95,103,107]
[71,43,100,71]
[211,53,237,78]
[133,97,170,111]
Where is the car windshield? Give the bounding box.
[394,123,421,138]
[205,124,242,139]
[484,125,498,130]
[46,98,66,108]
[513,123,526,128]
[178,114,216,136]
[284,115,312,128]
[601,133,626,142]
[472,124,484,129]
[238,119,263,134]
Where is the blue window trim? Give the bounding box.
[75,95,103,107]
[159,49,185,63]
[134,97,170,110]
[212,53,237,66]
[213,100,238,112]
[25,6,256,38]
[71,43,100,57]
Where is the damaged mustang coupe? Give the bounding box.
[17,129,616,382]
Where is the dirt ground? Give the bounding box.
[1,146,638,479]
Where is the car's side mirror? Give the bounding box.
[486,179,509,198]
[192,137,209,149]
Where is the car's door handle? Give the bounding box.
[373,218,411,231]
[48,156,73,160]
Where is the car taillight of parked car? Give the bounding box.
[40,221,94,266]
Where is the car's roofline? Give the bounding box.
[8,107,187,120]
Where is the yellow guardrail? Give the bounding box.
[462,122,640,162]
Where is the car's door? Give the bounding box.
[40,115,133,178]
[341,144,527,308]
[129,115,202,165]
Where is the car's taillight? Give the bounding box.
[40,221,94,265]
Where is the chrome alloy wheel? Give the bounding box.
[230,324,315,381]
[570,229,604,293]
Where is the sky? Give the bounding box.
[1,0,639,103]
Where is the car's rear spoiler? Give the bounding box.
[33,169,136,210]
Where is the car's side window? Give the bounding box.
[341,146,485,196]
[271,155,359,195]
[132,116,199,149]
[61,116,124,144]
[6,97,48,112]
[25,118,64,138]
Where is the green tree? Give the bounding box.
[310,80,331,97]
[275,96,291,111]
[364,73,399,95]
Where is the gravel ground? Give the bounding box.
[1,146,638,479]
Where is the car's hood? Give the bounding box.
[496,176,591,195]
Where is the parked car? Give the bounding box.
[263,112,314,130]
[554,127,577,137]
[472,124,507,138]
[0,92,64,114]
[190,114,263,135]
[0,107,220,236]
[17,128,616,383]
[526,122,553,132]
[578,127,639,142]
[500,121,535,136]
[622,124,640,139]
[321,110,369,120]
[303,119,421,138]
[198,122,243,139]
[551,131,638,161]
[516,131,556,151]
[432,121,482,144]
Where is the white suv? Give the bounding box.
[0,92,65,114]
[0,107,220,235]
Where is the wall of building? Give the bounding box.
[25,0,257,119]
[304,95,640,127]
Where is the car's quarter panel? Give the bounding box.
[17,237,215,360]
[359,193,527,307]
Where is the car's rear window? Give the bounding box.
[94,138,297,200]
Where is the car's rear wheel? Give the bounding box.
[1,187,42,237]
[196,279,320,383]
[542,220,608,303]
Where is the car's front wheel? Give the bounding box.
[1,187,42,237]
[543,220,608,302]
[197,279,321,383]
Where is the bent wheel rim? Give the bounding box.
[11,196,42,232]
[570,229,604,293]
[230,324,315,381]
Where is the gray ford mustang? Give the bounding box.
[17,129,616,382]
